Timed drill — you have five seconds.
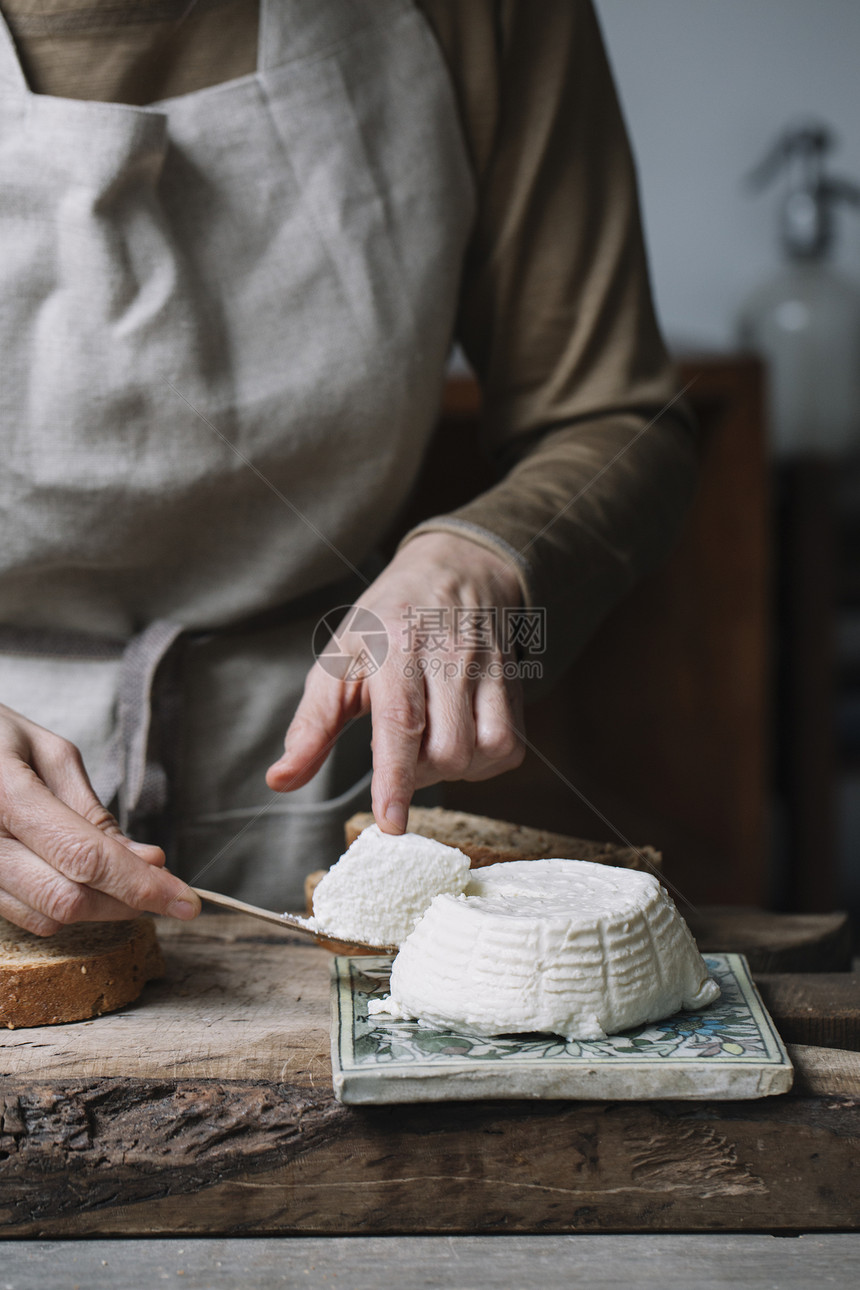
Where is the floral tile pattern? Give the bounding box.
[330,953,794,1104]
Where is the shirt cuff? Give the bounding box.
[395,516,536,612]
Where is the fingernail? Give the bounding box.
[167,897,199,920]
[126,840,161,857]
[383,801,409,833]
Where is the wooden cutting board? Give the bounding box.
[0,911,857,1237]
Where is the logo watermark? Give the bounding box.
[402,605,546,656]
[402,656,543,681]
[312,604,389,680]
[313,604,545,682]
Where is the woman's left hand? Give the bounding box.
[266,532,526,831]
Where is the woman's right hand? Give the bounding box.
[0,703,200,935]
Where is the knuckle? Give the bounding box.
[499,741,526,772]
[479,724,523,765]
[44,881,90,925]
[54,734,83,765]
[379,700,424,740]
[496,737,526,773]
[135,869,170,913]
[83,800,121,833]
[424,738,472,778]
[39,734,83,776]
[53,837,106,887]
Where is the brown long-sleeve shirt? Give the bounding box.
[0,0,699,688]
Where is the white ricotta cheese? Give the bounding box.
[310,823,471,946]
[370,858,719,1040]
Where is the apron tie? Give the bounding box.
[115,619,185,833]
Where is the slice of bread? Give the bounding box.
[344,807,661,874]
[0,916,164,1029]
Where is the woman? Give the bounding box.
[0,0,697,932]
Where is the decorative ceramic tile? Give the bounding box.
[330,953,794,1104]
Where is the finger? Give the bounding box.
[0,837,145,927]
[414,668,476,787]
[29,734,167,866]
[462,673,525,782]
[0,885,63,937]
[369,667,425,833]
[0,762,200,920]
[266,667,360,791]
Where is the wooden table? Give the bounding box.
[1,912,857,1238]
[4,1235,860,1288]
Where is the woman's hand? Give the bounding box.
[267,532,527,831]
[0,704,201,935]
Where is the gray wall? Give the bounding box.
[595,0,860,350]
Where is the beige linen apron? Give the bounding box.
[0,0,475,908]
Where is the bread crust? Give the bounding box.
[0,917,164,1029]
[344,807,661,874]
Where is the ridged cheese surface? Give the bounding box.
[376,859,719,1041]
